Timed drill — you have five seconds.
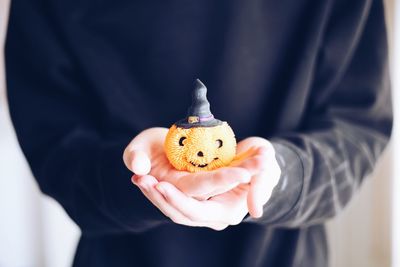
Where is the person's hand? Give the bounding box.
[230,137,281,218]
[132,174,249,230]
[131,136,281,230]
[124,128,281,230]
[123,128,252,200]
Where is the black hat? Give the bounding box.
[175,79,222,128]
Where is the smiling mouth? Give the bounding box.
[190,158,219,168]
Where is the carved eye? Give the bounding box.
[179,137,187,146]
[216,139,223,148]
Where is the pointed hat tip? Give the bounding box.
[194,78,205,88]
[174,79,221,128]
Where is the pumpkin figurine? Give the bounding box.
[164,79,237,172]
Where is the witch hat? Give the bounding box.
[176,79,222,128]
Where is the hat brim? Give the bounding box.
[175,118,223,128]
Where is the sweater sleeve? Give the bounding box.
[245,0,392,227]
[5,0,169,236]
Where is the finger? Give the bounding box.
[232,147,257,162]
[196,181,241,200]
[247,172,269,218]
[231,148,269,175]
[210,183,250,202]
[123,128,168,173]
[176,167,251,198]
[196,171,253,200]
[232,137,274,167]
[209,184,250,225]
[236,137,273,154]
[133,175,190,222]
[209,224,229,231]
[158,181,247,226]
[156,182,224,223]
[133,176,228,230]
[247,157,281,218]
[128,127,168,155]
[126,150,151,175]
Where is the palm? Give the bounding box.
[127,127,273,204]
[126,128,278,224]
[127,128,267,199]
[209,137,272,202]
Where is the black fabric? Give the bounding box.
[5,0,392,266]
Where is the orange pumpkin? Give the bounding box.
[163,79,237,172]
[164,123,236,172]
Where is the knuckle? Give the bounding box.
[171,216,186,225]
[230,216,242,225]
[227,209,242,225]
[212,224,228,231]
[185,212,200,222]
[230,206,249,225]
[170,217,180,224]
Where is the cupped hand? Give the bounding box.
[132,135,282,231]
[123,128,252,200]
[132,174,249,231]
[231,137,281,218]
[124,128,281,230]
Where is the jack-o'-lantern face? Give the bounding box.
[164,122,236,172]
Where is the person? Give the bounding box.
[5,0,392,266]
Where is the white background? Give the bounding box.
[0,0,398,266]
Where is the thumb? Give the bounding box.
[124,149,151,175]
[123,127,167,174]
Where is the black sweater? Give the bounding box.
[5,0,392,266]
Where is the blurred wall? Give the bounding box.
[0,0,397,267]
[328,0,400,267]
[326,1,395,266]
[327,151,393,267]
[392,2,400,266]
[0,0,80,266]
